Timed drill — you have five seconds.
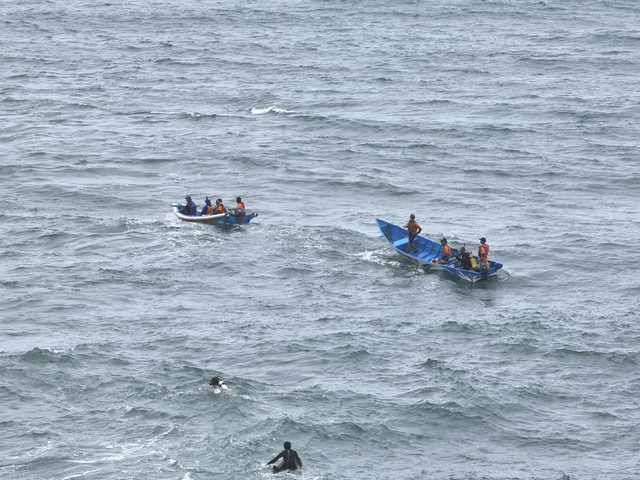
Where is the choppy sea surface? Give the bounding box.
[2,1,640,479]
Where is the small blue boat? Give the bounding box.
[172,203,258,226]
[376,218,503,282]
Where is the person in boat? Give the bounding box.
[404,214,422,252]
[452,246,474,270]
[432,237,452,264]
[181,195,197,216]
[235,197,246,211]
[478,237,490,274]
[233,196,246,223]
[209,376,229,390]
[201,197,214,216]
[266,441,303,473]
[214,198,226,214]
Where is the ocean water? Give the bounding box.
[1,0,640,479]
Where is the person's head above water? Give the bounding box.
[284,441,291,450]
[210,376,220,387]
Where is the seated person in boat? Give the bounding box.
[432,238,452,264]
[201,197,214,215]
[452,246,474,270]
[214,198,226,214]
[181,195,197,215]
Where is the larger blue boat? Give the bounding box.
[376,218,503,282]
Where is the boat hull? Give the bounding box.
[376,218,502,283]
[172,204,258,226]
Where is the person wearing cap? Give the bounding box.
[201,197,214,215]
[432,237,452,264]
[266,441,303,473]
[181,195,197,215]
[404,214,422,253]
[478,237,490,273]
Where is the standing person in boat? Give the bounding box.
[233,196,246,223]
[214,198,226,214]
[266,441,303,473]
[404,214,422,253]
[201,197,214,215]
[181,195,197,216]
[432,237,452,264]
[478,237,490,274]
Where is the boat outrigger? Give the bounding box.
[376,218,502,282]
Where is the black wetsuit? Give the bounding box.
[267,448,303,473]
[455,251,473,270]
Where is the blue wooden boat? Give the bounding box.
[171,203,258,226]
[376,218,502,282]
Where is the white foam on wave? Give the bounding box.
[61,469,100,479]
[250,104,296,115]
[68,455,123,464]
[358,249,400,267]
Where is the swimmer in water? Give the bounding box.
[266,441,303,473]
[209,376,229,390]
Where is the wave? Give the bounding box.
[250,104,298,115]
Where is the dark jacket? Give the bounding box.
[455,250,473,270]
[267,449,303,471]
[182,200,197,216]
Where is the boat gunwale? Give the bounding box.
[375,218,502,282]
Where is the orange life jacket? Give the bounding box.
[478,244,489,262]
[215,204,225,213]
[407,220,420,233]
[237,201,246,209]
[442,244,451,258]
[204,205,214,214]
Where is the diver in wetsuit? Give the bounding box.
[266,441,303,473]
[209,376,228,390]
[453,246,473,269]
